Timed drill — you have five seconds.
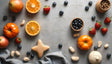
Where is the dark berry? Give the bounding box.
[26,51,31,56]
[88,1,93,6]
[3,16,7,21]
[73,20,77,23]
[94,46,98,50]
[91,16,96,21]
[52,2,56,7]
[12,16,16,21]
[73,26,76,29]
[107,53,111,59]
[85,6,89,11]
[59,11,64,16]
[17,45,22,50]
[31,53,34,59]
[76,27,78,30]
[58,44,62,49]
[64,0,68,6]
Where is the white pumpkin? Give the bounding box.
[88,51,102,64]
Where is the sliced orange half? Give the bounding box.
[26,0,41,13]
[25,20,40,36]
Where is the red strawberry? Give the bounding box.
[101,27,108,34]
[95,21,101,29]
[43,5,50,14]
[15,37,21,44]
[89,28,96,35]
[104,17,111,24]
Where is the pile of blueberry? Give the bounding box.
[72,18,83,30]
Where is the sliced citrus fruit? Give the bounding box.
[26,0,41,13]
[25,20,40,36]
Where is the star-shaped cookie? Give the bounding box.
[32,39,50,58]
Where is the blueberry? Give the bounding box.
[3,16,7,21]
[72,22,75,25]
[59,11,64,16]
[58,44,62,49]
[75,22,77,25]
[64,0,68,6]
[107,53,111,59]
[94,46,98,50]
[73,20,77,23]
[76,27,78,30]
[31,53,34,59]
[88,1,93,6]
[17,45,22,50]
[12,16,16,21]
[52,2,56,7]
[26,51,31,56]
[91,16,96,21]
[85,6,89,11]
[73,26,76,28]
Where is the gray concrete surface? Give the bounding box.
[0,0,112,64]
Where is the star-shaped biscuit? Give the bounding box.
[32,39,50,58]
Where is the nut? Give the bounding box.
[104,43,109,49]
[15,51,20,56]
[23,57,30,62]
[71,56,79,61]
[69,46,75,53]
[98,41,102,48]
[11,51,15,57]
[20,20,25,26]
[73,33,80,37]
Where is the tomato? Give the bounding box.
[3,23,19,38]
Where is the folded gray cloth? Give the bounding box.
[0,49,69,64]
[39,51,69,64]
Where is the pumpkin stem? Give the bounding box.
[85,41,87,43]
[0,38,1,41]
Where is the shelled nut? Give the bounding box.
[11,51,15,57]
[73,33,80,37]
[15,51,20,56]
[69,46,75,53]
[104,44,109,49]
[98,41,102,48]
[71,56,79,61]
[20,20,25,26]
[23,57,30,62]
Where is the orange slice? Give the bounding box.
[25,21,40,36]
[26,0,41,13]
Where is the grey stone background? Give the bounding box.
[0,0,112,64]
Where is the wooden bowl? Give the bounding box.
[71,18,84,32]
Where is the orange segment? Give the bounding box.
[26,0,41,13]
[25,21,40,36]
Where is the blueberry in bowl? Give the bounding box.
[71,18,84,31]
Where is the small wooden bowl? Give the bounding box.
[71,18,84,32]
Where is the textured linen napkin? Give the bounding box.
[0,49,69,64]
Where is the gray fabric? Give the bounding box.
[0,49,10,59]
[39,51,69,64]
[0,49,69,64]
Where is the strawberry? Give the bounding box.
[43,5,50,14]
[101,27,108,35]
[104,17,111,24]
[89,28,96,35]
[95,21,101,29]
[15,37,21,44]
